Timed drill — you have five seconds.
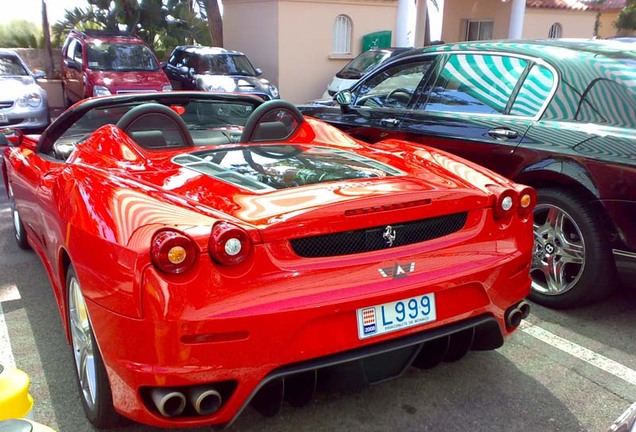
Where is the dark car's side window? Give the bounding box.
[422,54,528,115]
[509,64,555,117]
[577,79,636,128]
[168,51,186,68]
[353,59,435,109]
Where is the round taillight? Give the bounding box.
[493,188,517,219]
[151,230,197,274]
[516,186,536,217]
[501,195,514,211]
[209,222,252,266]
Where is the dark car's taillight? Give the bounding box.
[209,222,252,266]
[151,230,198,274]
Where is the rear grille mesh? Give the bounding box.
[290,212,468,258]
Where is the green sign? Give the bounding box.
[362,31,392,51]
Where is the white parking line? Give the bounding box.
[521,321,636,386]
[0,284,21,368]
[0,304,16,367]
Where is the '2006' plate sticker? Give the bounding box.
[356,293,436,339]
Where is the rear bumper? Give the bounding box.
[227,313,506,428]
[86,250,531,428]
[81,204,534,428]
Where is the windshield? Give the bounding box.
[0,55,28,76]
[336,51,392,79]
[196,54,257,76]
[87,42,159,71]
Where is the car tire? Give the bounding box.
[529,188,616,308]
[67,266,120,428]
[8,183,30,250]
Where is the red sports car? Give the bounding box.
[1,92,535,429]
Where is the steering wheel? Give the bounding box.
[386,88,413,106]
[239,100,305,143]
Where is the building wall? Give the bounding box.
[224,0,280,93]
[597,11,619,38]
[522,9,596,38]
[225,0,397,104]
[441,0,512,42]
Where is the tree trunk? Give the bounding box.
[41,0,55,79]
[203,0,223,46]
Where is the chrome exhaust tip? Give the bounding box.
[187,386,223,416]
[518,301,531,319]
[150,388,187,417]
[505,307,523,329]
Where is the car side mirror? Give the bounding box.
[0,128,24,147]
[65,59,80,71]
[32,70,46,80]
[160,61,167,69]
[255,68,263,76]
[335,89,354,110]
[335,90,353,106]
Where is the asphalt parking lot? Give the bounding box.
[0,172,635,432]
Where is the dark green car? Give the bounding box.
[299,39,636,308]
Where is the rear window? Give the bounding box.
[172,146,404,191]
[577,78,636,128]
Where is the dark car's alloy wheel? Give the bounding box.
[67,266,119,428]
[529,188,615,308]
[8,183,30,249]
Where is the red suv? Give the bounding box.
[61,29,172,106]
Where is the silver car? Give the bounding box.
[0,49,49,132]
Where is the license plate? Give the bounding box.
[0,113,7,123]
[357,293,436,339]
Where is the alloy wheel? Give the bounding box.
[531,203,586,295]
[68,276,98,410]
[8,184,21,239]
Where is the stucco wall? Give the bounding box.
[441,0,512,42]
[223,0,280,93]
[225,0,397,104]
[522,9,596,38]
[597,11,619,38]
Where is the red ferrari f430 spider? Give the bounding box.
[2,92,535,428]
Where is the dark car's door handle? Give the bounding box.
[488,128,518,140]
[380,118,401,127]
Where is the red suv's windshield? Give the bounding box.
[87,42,159,71]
